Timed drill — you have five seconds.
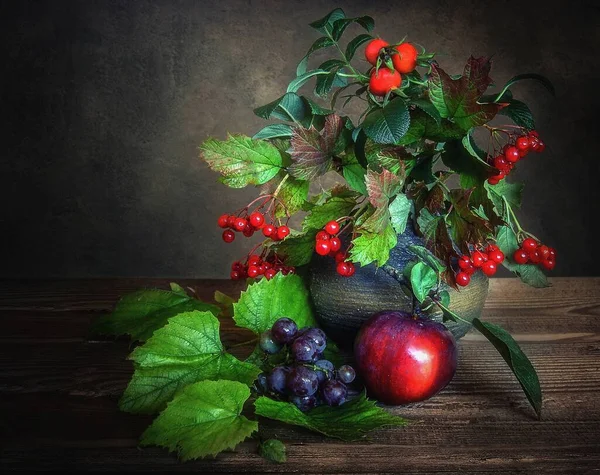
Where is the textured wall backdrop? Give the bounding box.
[1,0,599,278]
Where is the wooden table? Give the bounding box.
[1,278,599,473]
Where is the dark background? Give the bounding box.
[1,0,598,278]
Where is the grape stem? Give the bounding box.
[225,338,258,351]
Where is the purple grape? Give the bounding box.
[271,317,298,344]
[290,336,319,363]
[259,330,282,354]
[291,395,318,412]
[321,380,347,406]
[303,328,327,353]
[337,365,356,384]
[286,366,319,397]
[315,359,334,384]
[267,366,289,394]
[255,372,268,394]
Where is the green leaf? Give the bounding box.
[491,73,555,102]
[412,98,441,125]
[362,99,410,144]
[447,189,493,254]
[258,439,287,463]
[254,92,307,122]
[92,289,219,342]
[388,193,411,234]
[330,16,374,41]
[141,380,258,460]
[200,135,284,188]
[495,226,549,288]
[365,167,403,208]
[233,274,317,334]
[296,37,335,76]
[169,282,188,296]
[302,195,356,231]
[485,180,524,217]
[315,70,345,98]
[350,224,397,267]
[499,99,535,130]
[342,158,367,195]
[416,209,457,275]
[442,139,496,182]
[289,114,343,180]
[410,261,438,302]
[272,176,309,218]
[345,33,373,61]
[253,124,293,140]
[120,311,261,414]
[408,245,446,273]
[303,97,334,116]
[255,392,407,441]
[428,57,501,131]
[214,290,235,318]
[309,8,346,34]
[272,231,316,267]
[287,70,329,93]
[472,319,542,418]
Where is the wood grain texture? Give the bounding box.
[1,277,600,473]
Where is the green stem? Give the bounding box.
[431,299,471,325]
[226,338,258,351]
[326,31,369,83]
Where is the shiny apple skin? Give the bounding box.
[354,310,458,405]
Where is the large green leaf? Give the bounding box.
[350,224,397,267]
[330,16,374,41]
[272,176,309,218]
[272,231,316,267]
[428,57,501,131]
[296,37,335,76]
[302,195,356,231]
[388,193,411,234]
[362,99,411,144]
[408,245,446,273]
[200,135,284,188]
[491,73,555,102]
[345,33,373,61]
[342,153,367,195]
[254,92,308,122]
[233,274,316,334]
[120,311,261,414]
[287,70,329,93]
[499,99,535,130]
[398,109,464,145]
[309,8,346,34]
[485,180,524,217]
[365,167,403,208]
[472,319,542,418]
[254,392,407,441]
[442,139,496,182]
[141,380,258,460]
[253,124,293,140]
[92,288,219,342]
[410,261,438,303]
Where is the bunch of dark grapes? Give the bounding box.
[255,317,356,411]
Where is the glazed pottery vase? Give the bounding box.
[307,224,489,346]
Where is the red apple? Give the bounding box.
[354,311,458,405]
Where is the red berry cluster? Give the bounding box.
[456,244,505,287]
[488,130,546,185]
[230,253,295,281]
[218,211,290,243]
[314,220,356,277]
[513,238,556,270]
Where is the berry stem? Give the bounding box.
[504,197,540,242]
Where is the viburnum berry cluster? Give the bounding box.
[513,237,556,270]
[456,244,505,287]
[218,210,290,243]
[230,253,295,281]
[365,39,420,97]
[314,220,356,277]
[487,129,546,185]
[256,317,356,411]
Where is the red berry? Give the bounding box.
[336,261,350,276]
[494,155,510,171]
[231,261,243,271]
[542,258,556,271]
[538,245,551,260]
[316,230,330,241]
[485,243,499,253]
[391,42,418,74]
[249,212,264,228]
[369,68,402,96]
[487,177,500,185]
[264,269,276,280]
[529,130,540,138]
[456,272,471,287]
[471,251,487,268]
[522,238,538,251]
[463,264,476,275]
[535,140,546,153]
[529,136,540,152]
[248,254,261,266]
[222,230,235,243]
[513,249,529,264]
[329,237,342,252]
[346,262,356,277]
[482,260,497,277]
[504,146,520,163]
[334,251,347,263]
[458,255,472,270]
[247,266,259,278]
[548,247,556,258]
[262,224,276,237]
[528,249,542,264]
[243,224,254,237]
[518,148,528,158]
[233,218,247,232]
[218,214,229,228]
[365,38,390,65]
[277,225,290,240]
[315,240,331,256]
[324,220,340,235]
[516,136,530,152]
[227,216,237,228]
[230,270,241,280]
[488,250,505,264]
